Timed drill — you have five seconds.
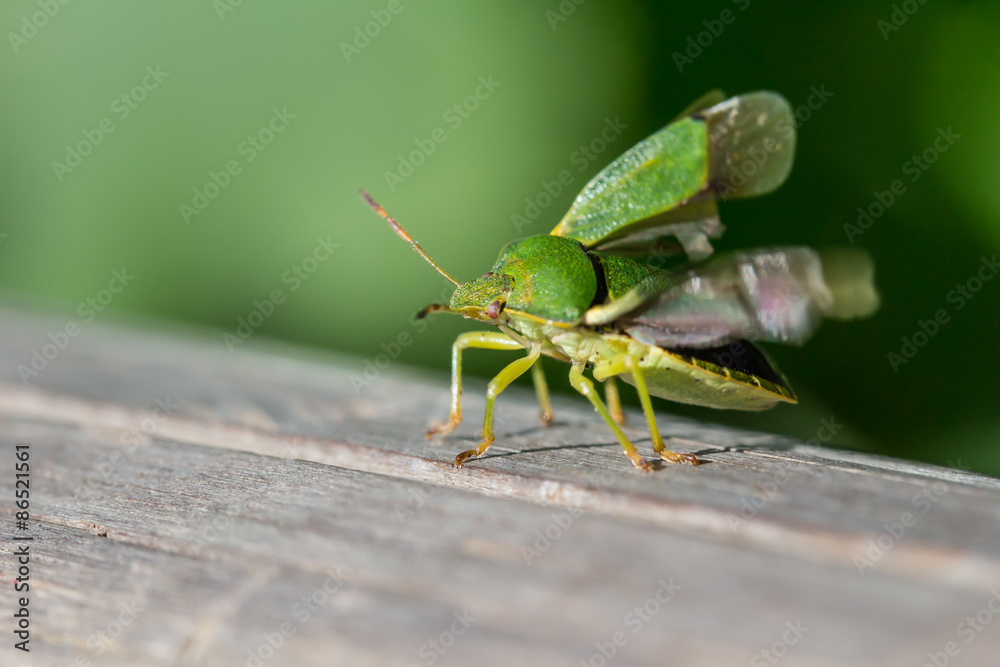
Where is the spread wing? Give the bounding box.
[616,248,879,349]
[550,91,796,261]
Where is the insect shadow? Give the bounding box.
[449,421,741,469]
[690,437,800,457]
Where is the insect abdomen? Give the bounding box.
[627,340,797,410]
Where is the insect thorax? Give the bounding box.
[505,312,643,367]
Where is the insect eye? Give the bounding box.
[486,300,503,319]
[481,272,495,279]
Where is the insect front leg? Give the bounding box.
[454,344,542,467]
[568,363,650,471]
[427,332,525,439]
[594,354,699,466]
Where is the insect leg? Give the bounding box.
[568,364,650,471]
[530,358,554,426]
[427,331,525,439]
[604,375,625,426]
[454,344,542,467]
[596,354,699,466]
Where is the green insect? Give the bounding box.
[363,90,878,471]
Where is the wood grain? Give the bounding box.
[1,307,999,666]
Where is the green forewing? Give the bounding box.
[550,117,709,245]
[586,199,722,262]
[550,92,796,252]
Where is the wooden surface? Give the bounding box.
[2,306,1000,667]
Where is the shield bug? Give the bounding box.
[362,90,879,470]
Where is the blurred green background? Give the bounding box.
[2,1,999,473]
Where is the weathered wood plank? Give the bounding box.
[4,420,998,667]
[1,307,1000,666]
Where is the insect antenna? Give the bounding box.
[360,189,460,286]
[416,303,453,319]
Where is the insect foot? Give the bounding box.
[453,436,494,467]
[426,419,459,439]
[631,455,653,472]
[659,449,701,466]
